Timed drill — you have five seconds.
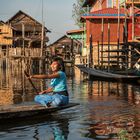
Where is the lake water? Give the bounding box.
[0,67,140,140]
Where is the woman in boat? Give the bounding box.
[29,58,69,107]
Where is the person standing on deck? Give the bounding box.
[29,59,69,107]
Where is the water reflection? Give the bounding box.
[0,60,140,139]
[32,116,69,140]
[87,80,140,106]
[76,80,140,139]
[0,58,46,105]
[0,111,71,140]
[0,59,75,105]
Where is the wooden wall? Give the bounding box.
[9,48,43,57]
[86,19,124,44]
[85,18,125,69]
[0,24,12,45]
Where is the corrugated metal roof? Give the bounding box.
[67,28,84,34]
[82,8,126,19]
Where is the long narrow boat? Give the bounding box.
[76,65,140,83]
[0,102,79,121]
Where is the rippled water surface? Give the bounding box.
[0,68,140,140]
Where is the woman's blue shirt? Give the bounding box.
[50,71,67,92]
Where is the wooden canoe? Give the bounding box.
[76,65,140,83]
[0,102,79,120]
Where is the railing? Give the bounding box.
[126,0,140,4]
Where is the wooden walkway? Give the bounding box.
[0,102,79,120]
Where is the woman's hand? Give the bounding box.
[39,90,46,95]
[29,75,33,79]
[38,88,53,95]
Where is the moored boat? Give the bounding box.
[76,65,140,83]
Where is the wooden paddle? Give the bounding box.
[24,70,38,94]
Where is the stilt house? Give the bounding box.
[6,10,50,58]
[47,35,82,64]
[81,0,140,71]
[67,28,86,64]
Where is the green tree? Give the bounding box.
[72,0,88,28]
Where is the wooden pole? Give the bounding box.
[117,0,120,69]
[40,0,45,74]
[22,23,25,56]
[40,0,44,57]
[71,38,74,62]
[124,1,128,44]
[97,41,100,68]
[101,18,104,69]
[89,34,93,68]
[40,22,44,58]
[108,22,110,72]
[132,0,134,41]
[82,22,85,65]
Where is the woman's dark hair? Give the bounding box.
[52,56,65,72]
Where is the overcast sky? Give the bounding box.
[0,0,78,44]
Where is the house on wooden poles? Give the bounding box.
[6,10,50,58]
[0,10,51,99]
[81,0,140,73]
[67,28,88,64]
[47,35,82,65]
[0,10,50,74]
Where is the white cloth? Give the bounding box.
[134,63,140,71]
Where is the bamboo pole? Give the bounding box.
[40,0,45,75]
[40,0,44,58]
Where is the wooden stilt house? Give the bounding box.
[47,35,82,65]
[6,10,50,58]
[81,8,126,70]
[0,11,51,105]
[81,0,140,72]
[67,28,86,64]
